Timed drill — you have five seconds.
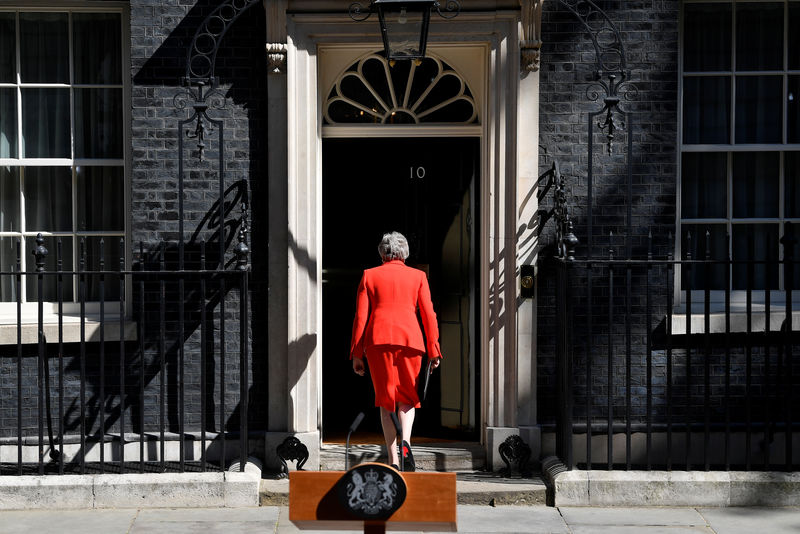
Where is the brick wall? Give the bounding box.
[538,2,799,450]
[129,0,269,438]
[0,0,269,443]
[537,0,680,425]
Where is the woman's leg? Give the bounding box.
[398,403,415,446]
[379,406,399,466]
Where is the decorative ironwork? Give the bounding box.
[32,233,47,272]
[175,0,261,271]
[324,53,477,124]
[498,435,533,477]
[2,238,252,476]
[537,1,635,265]
[276,436,309,477]
[184,0,263,84]
[235,200,250,271]
[348,2,372,22]
[176,85,226,163]
[436,1,461,19]
[555,0,626,75]
[348,1,461,61]
[586,73,638,155]
[552,0,637,154]
[537,160,578,261]
[349,0,461,21]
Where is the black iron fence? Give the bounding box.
[0,235,251,475]
[552,226,799,471]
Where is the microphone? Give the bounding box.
[389,412,403,472]
[345,412,365,471]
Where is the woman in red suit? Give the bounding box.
[350,231,442,470]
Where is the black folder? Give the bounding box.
[419,356,433,401]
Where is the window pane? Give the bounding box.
[73,13,121,84]
[684,3,731,71]
[0,12,15,82]
[787,152,800,218]
[789,76,800,144]
[23,167,72,232]
[790,2,800,69]
[74,88,123,158]
[735,76,782,144]
[732,152,779,218]
[736,3,783,71]
[0,88,17,158]
[681,224,727,290]
[84,236,121,301]
[683,77,731,144]
[732,224,779,290]
[682,152,727,219]
[25,235,73,301]
[0,166,19,231]
[19,12,68,83]
[77,166,123,231]
[0,237,21,302]
[22,88,70,158]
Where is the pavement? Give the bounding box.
[1,505,799,533]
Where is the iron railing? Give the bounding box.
[0,235,251,475]
[551,227,799,471]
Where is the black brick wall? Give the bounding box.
[536,1,799,440]
[537,1,680,424]
[0,0,269,442]
[129,0,269,438]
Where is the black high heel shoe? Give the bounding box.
[401,440,415,472]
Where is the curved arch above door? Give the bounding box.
[323,51,479,125]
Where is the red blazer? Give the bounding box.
[349,260,442,360]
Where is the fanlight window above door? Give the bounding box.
[324,53,478,125]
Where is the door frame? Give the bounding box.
[320,134,482,440]
[283,11,523,454]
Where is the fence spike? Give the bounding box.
[32,233,48,273]
[608,230,615,259]
[686,231,692,261]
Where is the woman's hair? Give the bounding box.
[378,231,410,262]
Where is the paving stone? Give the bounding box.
[568,527,714,534]
[559,506,708,526]
[698,507,800,534]
[0,509,138,534]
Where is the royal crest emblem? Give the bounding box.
[337,463,407,519]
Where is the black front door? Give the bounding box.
[322,137,479,441]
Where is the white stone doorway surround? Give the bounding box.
[266,10,540,471]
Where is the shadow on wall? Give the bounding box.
[127,0,270,438]
[0,1,274,467]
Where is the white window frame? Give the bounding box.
[677,0,800,313]
[0,1,131,326]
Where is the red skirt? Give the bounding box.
[365,344,424,411]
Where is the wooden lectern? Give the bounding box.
[289,463,457,533]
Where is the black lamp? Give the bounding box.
[349,0,460,63]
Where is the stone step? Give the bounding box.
[320,441,486,472]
